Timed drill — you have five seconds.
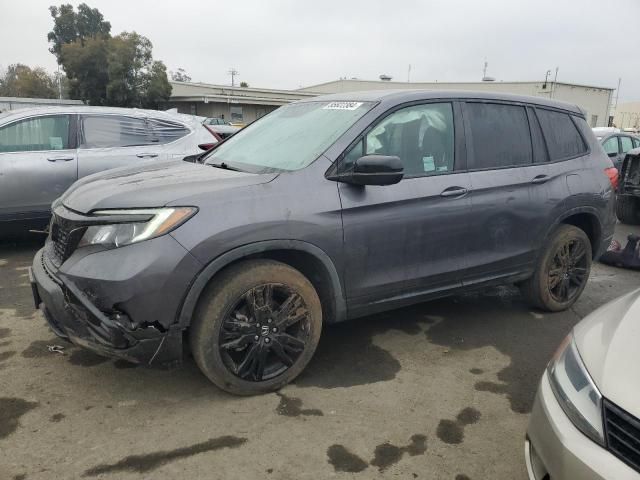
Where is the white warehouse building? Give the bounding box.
[166,78,614,127]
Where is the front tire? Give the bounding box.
[190,259,322,395]
[616,195,640,225]
[520,225,592,312]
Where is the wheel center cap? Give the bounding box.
[260,324,270,336]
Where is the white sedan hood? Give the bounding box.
[573,288,640,418]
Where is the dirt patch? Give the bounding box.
[297,307,428,389]
[0,328,11,339]
[425,286,578,413]
[0,397,39,439]
[436,407,481,445]
[82,436,247,476]
[327,445,368,473]
[370,434,427,472]
[50,413,65,423]
[113,359,138,369]
[21,340,60,359]
[275,392,323,417]
[69,350,110,367]
[0,351,16,363]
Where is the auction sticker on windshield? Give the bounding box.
[323,101,363,110]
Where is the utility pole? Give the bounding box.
[228,68,239,87]
[407,64,411,82]
[550,67,558,98]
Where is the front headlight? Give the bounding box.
[548,333,604,445]
[78,207,197,248]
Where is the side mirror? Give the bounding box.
[608,152,618,158]
[330,155,404,186]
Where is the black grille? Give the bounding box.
[48,211,86,267]
[604,399,640,473]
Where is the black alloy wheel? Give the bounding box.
[219,284,311,382]
[547,238,589,303]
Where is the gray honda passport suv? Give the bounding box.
[30,90,617,395]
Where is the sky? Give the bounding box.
[1,0,639,101]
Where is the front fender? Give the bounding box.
[176,239,347,327]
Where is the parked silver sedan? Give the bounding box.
[0,106,217,229]
[526,288,640,479]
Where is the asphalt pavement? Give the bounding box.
[1,223,639,480]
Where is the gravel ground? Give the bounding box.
[1,223,638,480]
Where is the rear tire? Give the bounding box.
[520,225,592,312]
[190,259,322,395]
[616,195,640,225]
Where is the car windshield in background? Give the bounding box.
[204,101,374,173]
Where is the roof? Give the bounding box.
[300,78,615,92]
[0,105,205,128]
[0,96,84,105]
[169,81,314,106]
[296,89,583,114]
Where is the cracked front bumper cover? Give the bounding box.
[30,248,182,368]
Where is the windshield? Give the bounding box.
[204,100,374,173]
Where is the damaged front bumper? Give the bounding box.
[30,248,182,367]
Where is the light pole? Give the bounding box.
[228,68,239,87]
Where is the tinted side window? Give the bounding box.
[80,115,152,148]
[466,102,532,168]
[148,117,190,144]
[341,102,455,177]
[536,109,587,160]
[634,137,640,149]
[620,136,634,153]
[0,115,70,153]
[602,137,619,155]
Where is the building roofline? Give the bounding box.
[170,81,317,97]
[299,78,615,92]
[0,96,84,104]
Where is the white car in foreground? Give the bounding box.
[526,288,640,479]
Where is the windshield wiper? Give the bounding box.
[208,162,243,172]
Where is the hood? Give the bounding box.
[60,160,277,214]
[573,288,640,417]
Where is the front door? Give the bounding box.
[76,114,165,178]
[338,101,472,316]
[0,114,77,221]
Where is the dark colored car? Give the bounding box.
[595,131,640,171]
[616,147,640,224]
[30,90,617,395]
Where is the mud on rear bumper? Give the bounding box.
[30,248,182,368]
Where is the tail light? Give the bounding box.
[203,124,223,141]
[198,143,216,151]
[604,167,619,190]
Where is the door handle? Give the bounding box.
[440,186,469,197]
[47,156,74,162]
[136,153,159,158]
[531,175,550,184]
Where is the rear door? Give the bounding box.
[602,135,622,170]
[620,136,635,165]
[147,116,200,159]
[0,114,77,221]
[462,101,545,283]
[76,114,166,178]
[338,101,472,315]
